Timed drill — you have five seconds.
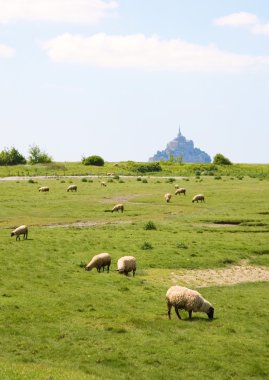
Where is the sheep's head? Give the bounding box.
[207,306,214,319]
[11,232,15,237]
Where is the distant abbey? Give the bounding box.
[149,127,211,163]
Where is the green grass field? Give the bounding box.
[0,170,268,379]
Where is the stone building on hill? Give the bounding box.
[149,127,211,163]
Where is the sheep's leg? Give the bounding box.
[188,310,193,320]
[107,264,110,273]
[133,269,136,277]
[167,305,172,320]
[175,306,181,319]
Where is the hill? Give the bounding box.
[149,127,211,163]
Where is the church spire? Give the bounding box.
[178,124,182,136]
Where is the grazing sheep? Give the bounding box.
[192,194,205,203]
[111,203,124,212]
[117,256,136,276]
[175,187,186,196]
[101,181,107,187]
[164,193,172,203]
[166,286,214,320]
[174,184,179,189]
[85,253,111,273]
[39,186,49,192]
[67,185,77,192]
[11,225,28,240]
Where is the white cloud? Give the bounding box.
[214,12,259,27]
[251,22,269,35]
[41,33,269,73]
[0,0,118,24]
[0,43,15,58]
[214,12,269,36]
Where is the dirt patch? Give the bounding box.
[101,194,142,204]
[43,220,131,228]
[146,261,269,288]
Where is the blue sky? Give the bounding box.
[0,0,268,163]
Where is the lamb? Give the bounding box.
[111,203,124,212]
[192,194,205,203]
[164,193,172,203]
[39,186,49,192]
[175,187,186,196]
[85,252,111,273]
[166,286,214,320]
[11,225,28,240]
[67,185,77,192]
[117,256,136,276]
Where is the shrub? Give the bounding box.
[135,162,162,173]
[144,221,157,230]
[213,153,232,165]
[0,147,26,165]
[28,145,52,164]
[82,155,104,166]
[141,242,153,250]
[166,178,175,183]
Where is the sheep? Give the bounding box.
[174,184,179,189]
[39,186,49,192]
[101,181,107,187]
[175,187,186,196]
[11,225,28,241]
[164,193,172,203]
[85,253,111,273]
[111,203,124,212]
[117,256,136,276]
[192,194,205,203]
[67,185,77,192]
[166,286,214,320]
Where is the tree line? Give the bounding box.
[0,145,232,167]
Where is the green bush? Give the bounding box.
[0,147,26,165]
[213,153,232,165]
[141,241,153,250]
[28,145,52,164]
[135,162,162,173]
[82,155,104,166]
[144,221,157,230]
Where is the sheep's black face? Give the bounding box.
[11,232,14,237]
[207,307,214,319]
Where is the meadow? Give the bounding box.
[0,168,269,379]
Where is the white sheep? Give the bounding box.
[117,256,136,276]
[85,253,111,273]
[101,181,107,187]
[39,186,49,192]
[67,185,77,192]
[192,194,205,203]
[164,193,172,203]
[11,225,28,240]
[166,286,214,320]
[175,187,186,196]
[112,203,124,213]
[174,184,179,189]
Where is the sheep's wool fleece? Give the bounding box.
[86,253,111,270]
[166,286,212,313]
[117,256,136,272]
[13,225,28,234]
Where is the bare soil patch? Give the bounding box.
[43,220,131,228]
[146,261,269,288]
